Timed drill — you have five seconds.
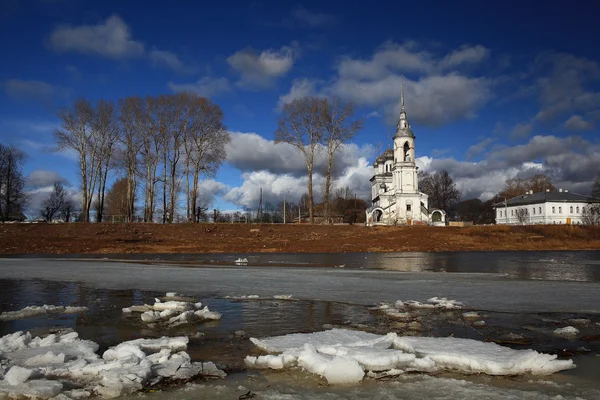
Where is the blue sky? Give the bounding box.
[1,0,600,215]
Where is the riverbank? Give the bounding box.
[1,223,599,255]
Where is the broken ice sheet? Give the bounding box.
[0,330,225,399]
[122,292,221,327]
[246,329,575,385]
[0,305,88,321]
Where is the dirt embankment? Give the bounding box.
[1,223,600,255]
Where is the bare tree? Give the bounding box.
[0,144,28,221]
[275,97,327,223]
[118,96,144,222]
[184,96,229,223]
[93,100,120,222]
[419,170,461,212]
[41,181,67,221]
[61,199,74,222]
[515,208,528,224]
[591,173,600,200]
[105,178,129,219]
[140,96,163,222]
[55,99,98,222]
[581,204,600,225]
[499,174,555,199]
[321,97,364,222]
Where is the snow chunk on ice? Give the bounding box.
[122,295,221,326]
[0,305,88,321]
[323,355,364,385]
[0,331,225,399]
[4,365,33,385]
[553,326,579,337]
[247,328,575,382]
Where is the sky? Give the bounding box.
[1,0,600,216]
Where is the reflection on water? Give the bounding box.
[36,250,600,282]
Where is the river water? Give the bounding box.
[0,251,599,399]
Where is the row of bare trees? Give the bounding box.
[54,93,229,223]
[275,97,364,224]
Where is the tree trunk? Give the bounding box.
[324,157,333,223]
[162,153,167,224]
[307,165,314,224]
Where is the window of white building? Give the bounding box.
[533,208,536,215]
[570,206,573,213]
[539,206,542,214]
[552,206,555,213]
[511,210,514,216]
[559,206,562,213]
[577,206,580,213]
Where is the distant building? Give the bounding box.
[493,189,599,225]
[366,86,446,226]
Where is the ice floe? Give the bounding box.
[246,329,574,385]
[0,330,225,399]
[224,294,294,301]
[553,326,579,337]
[0,305,88,321]
[235,258,248,265]
[122,293,221,327]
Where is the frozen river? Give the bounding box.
[0,252,600,399]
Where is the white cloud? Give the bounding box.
[168,77,231,98]
[564,115,592,131]
[4,79,66,105]
[26,170,69,189]
[440,45,490,69]
[276,78,319,109]
[197,179,229,208]
[225,131,376,177]
[510,122,534,140]
[227,46,295,88]
[149,49,194,73]
[292,6,337,27]
[49,15,144,58]
[466,138,493,159]
[278,42,492,127]
[25,184,80,218]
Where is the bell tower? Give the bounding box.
[393,83,418,194]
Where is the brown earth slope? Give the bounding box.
[1,223,600,255]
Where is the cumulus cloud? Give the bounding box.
[25,184,80,218]
[4,79,67,105]
[423,135,600,199]
[26,170,69,189]
[227,46,295,88]
[564,115,592,131]
[222,132,375,208]
[225,131,376,177]
[197,179,229,208]
[278,41,492,126]
[439,45,490,69]
[465,138,493,160]
[149,49,194,73]
[292,6,338,27]
[276,78,319,109]
[509,122,534,140]
[534,53,600,124]
[168,77,231,98]
[48,15,144,58]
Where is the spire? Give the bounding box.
[394,83,414,138]
[401,82,405,111]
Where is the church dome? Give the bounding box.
[383,148,394,159]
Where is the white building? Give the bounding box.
[493,189,599,225]
[366,88,446,226]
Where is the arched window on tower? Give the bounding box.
[403,142,411,161]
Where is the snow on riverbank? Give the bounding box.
[0,330,226,399]
[122,293,221,327]
[246,329,575,385]
[0,305,88,321]
[224,294,294,301]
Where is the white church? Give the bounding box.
[366,89,446,226]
